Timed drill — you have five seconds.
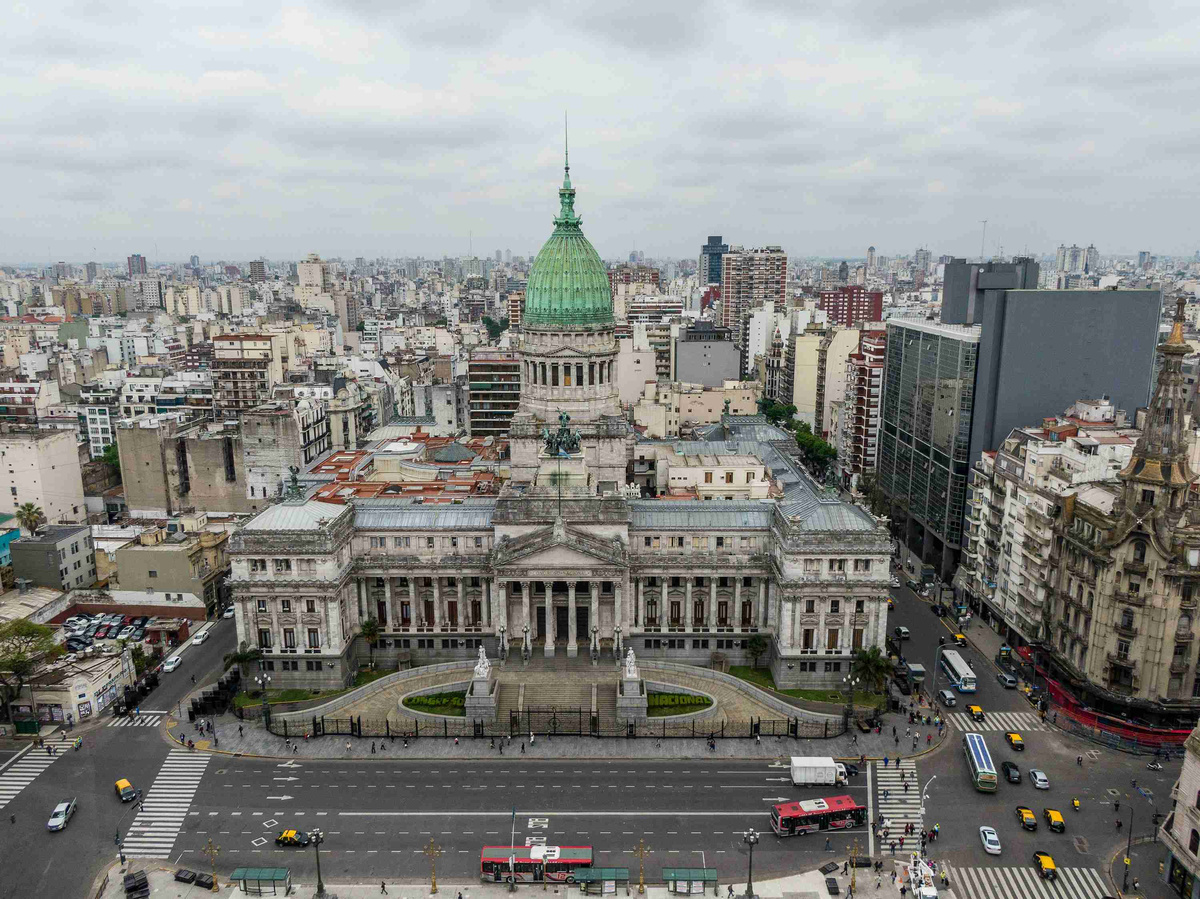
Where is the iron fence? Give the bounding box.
[266,712,846,741]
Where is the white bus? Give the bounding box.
[962,732,998,792]
[940,649,977,692]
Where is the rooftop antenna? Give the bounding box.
[564,110,569,176]
[979,221,987,262]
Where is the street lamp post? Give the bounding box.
[927,643,947,702]
[614,625,622,657]
[918,775,937,818]
[201,838,220,893]
[254,673,271,727]
[498,625,507,661]
[741,829,759,899]
[311,828,326,897]
[522,624,530,662]
[633,838,650,895]
[591,625,599,661]
[1122,807,1134,892]
[424,837,444,894]
[842,675,860,726]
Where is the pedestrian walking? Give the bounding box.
[912,736,918,749]
[238,725,243,738]
[521,742,526,754]
[852,733,857,745]
[899,836,904,850]
[292,744,298,755]
[1116,819,1123,831]
[1115,800,1121,813]
[889,841,896,856]
[894,734,899,746]
[727,886,734,898]
[905,726,911,737]
[458,891,463,899]
[884,756,889,768]
[927,734,932,745]
[454,737,459,746]
[825,837,832,852]
[381,882,388,894]
[892,726,897,738]
[842,862,849,875]
[345,741,351,753]
[903,781,909,794]
[286,738,291,750]
[530,731,535,745]
[883,789,889,801]
[403,738,408,749]
[1077,755,1083,766]
[371,741,376,754]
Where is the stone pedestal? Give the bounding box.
[616,676,648,723]
[464,676,497,723]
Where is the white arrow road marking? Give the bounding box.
[265,795,294,801]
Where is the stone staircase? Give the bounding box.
[494,683,521,719]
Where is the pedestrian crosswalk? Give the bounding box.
[0,740,76,811]
[120,749,210,858]
[874,758,923,838]
[945,710,1047,733]
[946,865,1107,899]
[106,714,162,728]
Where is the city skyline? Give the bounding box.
[2,1,1199,262]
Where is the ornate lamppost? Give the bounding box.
[842,674,860,727]
[425,837,444,894]
[499,625,507,661]
[311,828,326,897]
[591,625,599,661]
[201,838,220,893]
[614,624,622,658]
[741,829,759,899]
[255,673,272,727]
[522,623,531,661]
[633,838,651,895]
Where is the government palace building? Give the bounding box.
[228,156,892,690]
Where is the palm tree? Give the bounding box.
[14,503,44,535]
[224,641,262,681]
[360,617,381,668]
[851,646,893,694]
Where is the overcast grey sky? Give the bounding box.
[3,0,1197,265]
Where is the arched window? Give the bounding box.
[1134,542,1147,562]
[1190,829,1199,854]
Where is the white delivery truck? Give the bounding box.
[789,756,847,787]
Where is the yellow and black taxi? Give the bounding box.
[275,830,311,847]
[968,704,986,722]
[953,633,968,646]
[888,597,896,611]
[1015,806,1037,830]
[1032,851,1058,880]
[1043,808,1065,833]
[1005,732,1025,750]
[114,778,136,802]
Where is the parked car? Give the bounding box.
[192,631,208,645]
[1001,761,1022,784]
[222,607,235,619]
[84,624,101,638]
[930,603,945,616]
[979,825,1001,855]
[46,798,77,831]
[894,626,911,640]
[936,689,956,707]
[96,625,112,639]
[132,627,146,641]
[997,672,1018,689]
[133,616,149,627]
[117,626,136,641]
[890,577,901,588]
[1030,769,1050,789]
[162,657,181,673]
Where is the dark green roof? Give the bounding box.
[230,868,290,882]
[523,158,613,330]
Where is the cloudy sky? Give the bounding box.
[3,0,1197,265]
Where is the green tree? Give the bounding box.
[761,400,797,427]
[224,641,263,682]
[857,470,887,517]
[360,617,381,668]
[355,321,365,332]
[795,422,837,479]
[14,503,44,535]
[0,620,62,722]
[481,316,507,340]
[850,646,893,694]
[102,443,121,479]
[746,634,769,668]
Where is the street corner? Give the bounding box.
[97,859,233,899]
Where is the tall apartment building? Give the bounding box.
[817,286,883,327]
[241,399,331,501]
[607,265,660,296]
[836,329,886,490]
[126,254,148,277]
[699,235,728,286]
[81,380,120,458]
[625,294,683,323]
[468,349,520,438]
[249,260,267,282]
[719,246,787,333]
[10,525,96,590]
[866,246,876,272]
[1161,722,1200,894]
[0,429,87,526]
[212,334,286,416]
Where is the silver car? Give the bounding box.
[979,825,1001,855]
[47,798,76,832]
[937,689,957,707]
[1030,769,1050,789]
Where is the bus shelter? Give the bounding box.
[229,867,291,896]
[570,867,631,895]
[662,867,719,895]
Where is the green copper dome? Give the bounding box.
[523,158,613,329]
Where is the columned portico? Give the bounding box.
[543,580,555,656]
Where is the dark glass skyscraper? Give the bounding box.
[698,235,728,286]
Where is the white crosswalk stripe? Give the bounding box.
[873,759,924,838]
[106,714,162,728]
[0,741,76,810]
[945,710,1047,732]
[120,749,210,858]
[947,865,1107,899]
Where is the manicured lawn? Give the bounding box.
[232,667,392,708]
[402,691,467,717]
[646,692,713,717]
[728,666,878,704]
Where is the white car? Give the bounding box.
[47,798,77,832]
[192,631,208,645]
[117,626,136,641]
[1030,769,1050,789]
[222,607,235,619]
[890,577,901,588]
[162,657,182,673]
[979,825,1001,855]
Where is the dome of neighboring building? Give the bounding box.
[523,154,613,330]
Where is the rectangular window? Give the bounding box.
[855,599,865,613]
[148,570,157,578]
[826,628,840,651]
[283,628,296,649]
[804,559,820,573]
[274,559,291,573]
[704,471,713,484]
[426,537,435,548]
[256,599,267,613]
[475,536,483,548]
[852,628,864,650]
[251,559,267,572]
[802,628,814,650]
[280,599,291,613]
[306,599,316,613]
[829,599,840,614]
[829,559,846,572]
[853,559,872,572]
[716,536,725,549]
[257,628,272,649]
[307,629,320,648]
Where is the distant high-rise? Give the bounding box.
[699,235,729,286]
[85,262,98,282]
[248,260,267,282]
[495,250,502,263]
[837,260,849,282]
[817,286,883,327]
[127,254,148,277]
[1138,250,1152,270]
[189,255,200,268]
[867,246,876,272]
[913,248,931,272]
[1084,244,1099,274]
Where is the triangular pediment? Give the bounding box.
[494,520,626,570]
[541,345,591,358]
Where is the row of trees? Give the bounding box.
[757,399,839,481]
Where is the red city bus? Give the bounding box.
[770,795,867,837]
[481,846,594,883]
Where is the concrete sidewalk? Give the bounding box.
[96,858,923,899]
[165,704,950,762]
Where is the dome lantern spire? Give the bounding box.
[555,114,580,231]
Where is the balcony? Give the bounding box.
[1114,622,1138,638]
[1171,660,1189,675]
[1175,631,1195,643]
[1106,651,1135,667]
[1123,560,1148,576]
[1113,590,1146,607]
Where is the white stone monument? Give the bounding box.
[464,647,497,723]
[616,647,648,723]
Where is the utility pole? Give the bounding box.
[1122,807,1134,892]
